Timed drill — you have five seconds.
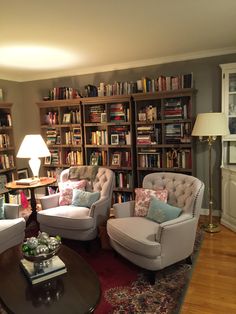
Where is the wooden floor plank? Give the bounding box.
[181,222,236,314]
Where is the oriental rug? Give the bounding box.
[1,213,203,314]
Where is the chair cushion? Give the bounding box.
[0,196,5,219]
[37,206,94,230]
[134,188,168,217]
[107,217,161,258]
[146,196,182,223]
[58,180,87,206]
[0,218,25,239]
[71,190,100,207]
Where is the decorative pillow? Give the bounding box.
[58,180,87,206]
[0,196,5,219]
[146,196,182,223]
[134,188,168,217]
[72,189,100,208]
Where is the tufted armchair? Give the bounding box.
[107,172,204,282]
[37,166,115,241]
[0,203,26,254]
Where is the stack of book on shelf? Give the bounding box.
[89,105,104,122]
[46,129,58,145]
[109,103,128,122]
[20,255,67,285]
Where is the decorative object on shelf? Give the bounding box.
[192,112,229,233]
[17,134,50,178]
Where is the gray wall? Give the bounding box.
[1,53,236,210]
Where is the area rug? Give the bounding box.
[63,229,203,314]
[0,215,203,314]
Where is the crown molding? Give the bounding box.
[2,46,236,82]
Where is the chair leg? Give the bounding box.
[186,255,192,265]
[147,271,156,285]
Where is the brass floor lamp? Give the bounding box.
[192,113,229,233]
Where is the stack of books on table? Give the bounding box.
[15,178,40,186]
[20,256,67,285]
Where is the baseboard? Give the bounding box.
[200,208,221,217]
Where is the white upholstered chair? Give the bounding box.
[0,203,26,254]
[107,172,204,282]
[37,166,115,241]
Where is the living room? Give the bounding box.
[0,1,236,313]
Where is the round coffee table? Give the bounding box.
[0,244,101,314]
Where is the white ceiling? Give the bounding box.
[1,0,236,82]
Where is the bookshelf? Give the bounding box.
[132,89,196,186]
[0,102,17,198]
[82,95,136,203]
[37,100,84,179]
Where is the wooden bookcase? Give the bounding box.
[132,89,196,186]
[37,87,196,202]
[81,95,136,203]
[37,100,84,179]
[0,102,17,198]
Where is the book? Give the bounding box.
[15,178,40,186]
[20,255,67,285]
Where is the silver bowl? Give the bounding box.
[23,245,60,263]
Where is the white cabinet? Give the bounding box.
[221,63,236,231]
[221,167,236,231]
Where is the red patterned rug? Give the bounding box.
[63,230,203,314]
[1,209,203,314]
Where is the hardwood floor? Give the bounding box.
[181,220,236,314]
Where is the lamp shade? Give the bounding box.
[191,113,229,137]
[17,134,50,158]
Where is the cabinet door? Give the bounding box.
[221,64,236,140]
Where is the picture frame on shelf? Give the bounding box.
[90,153,99,166]
[44,156,51,165]
[101,113,107,123]
[17,168,29,180]
[111,134,119,145]
[111,152,121,166]
[62,113,71,124]
[228,141,236,164]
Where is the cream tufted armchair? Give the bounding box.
[107,172,204,283]
[0,204,26,254]
[37,166,115,241]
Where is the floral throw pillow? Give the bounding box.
[134,188,168,217]
[58,180,87,206]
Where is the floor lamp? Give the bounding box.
[192,113,229,233]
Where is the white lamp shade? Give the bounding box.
[192,113,229,137]
[17,134,50,158]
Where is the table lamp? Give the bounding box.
[17,134,50,178]
[191,112,229,233]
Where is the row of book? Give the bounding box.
[113,192,133,204]
[49,87,79,100]
[0,154,14,169]
[165,123,191,144]
[65,151,83,166]
[0,133,10,148]
[166,149,192,169]
[90,130,107,145]
[0,112,12,127]
[115,172,133,189]
[65,128,82,145]
[89,150,107,166]
[138,152,161,168]
[85,73,193,97]
[137,125,159,145]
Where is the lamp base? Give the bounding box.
[202,223,221,233]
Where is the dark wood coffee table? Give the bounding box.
[0,244,101,314]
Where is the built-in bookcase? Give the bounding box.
[81,95,136,203]
[132,89,196,186]
[38,87,196,203]
[0,102,17,198]
[37,100,84,179]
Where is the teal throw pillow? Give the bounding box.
[146,196,182,223]
[72,189,100,208]
[0,196,5,219]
